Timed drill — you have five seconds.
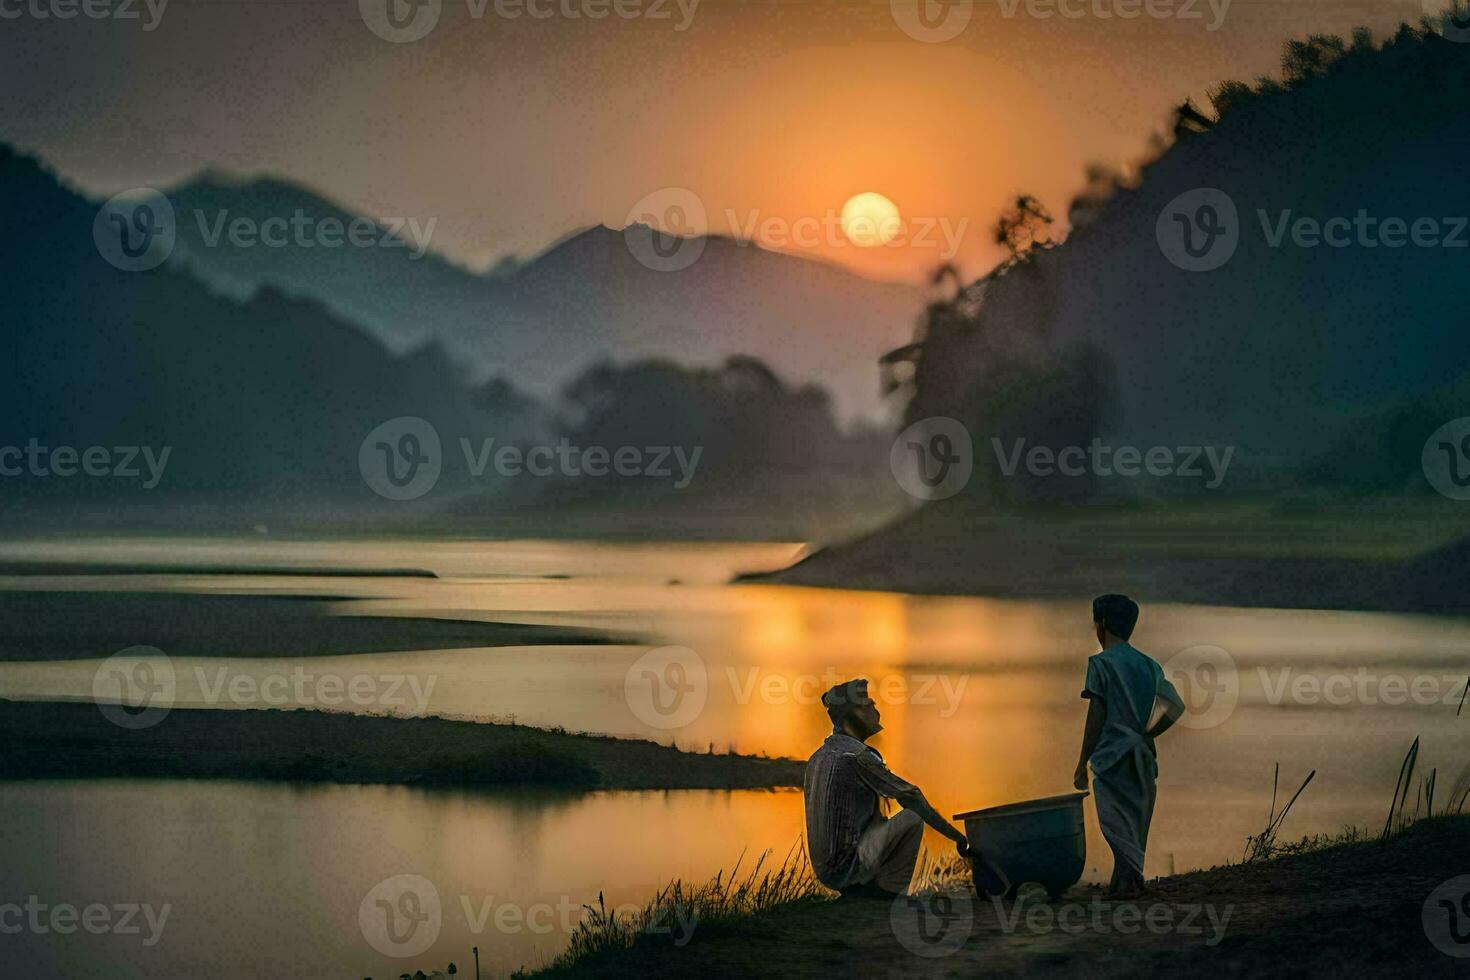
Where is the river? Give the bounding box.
[0,537,1466,977]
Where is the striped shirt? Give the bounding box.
[803,731,919,888]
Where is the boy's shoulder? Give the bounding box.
[1096,642,1162,671]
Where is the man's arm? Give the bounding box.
[852,751,969,850]
[1075,696,1106,790]
[897,788,969,850]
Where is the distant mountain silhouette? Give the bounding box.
[749,23,1470,600]
[1,148,890,537]
[895,25,1470,483]
[166,174,926,422]
[0,145,541,514]
[165,172,499,355]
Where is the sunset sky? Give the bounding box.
[0,0,1435,281]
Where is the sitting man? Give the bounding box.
[803,678,974,897]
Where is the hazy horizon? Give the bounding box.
[1,0,1442,283]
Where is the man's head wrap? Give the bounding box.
[822,678,873,726]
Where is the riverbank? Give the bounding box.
[739,498,1470,615]
[0,589,635,661]
[527,815,1470,977]
[0,700,804,790]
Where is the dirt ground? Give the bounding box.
[532,815,1470,978]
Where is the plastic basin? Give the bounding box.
[954,791,1088,899]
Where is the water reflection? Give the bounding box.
[0,780,808,978]
[0,538,1467,976]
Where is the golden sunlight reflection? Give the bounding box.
[1,780,809,979]
[2,539,1469,913]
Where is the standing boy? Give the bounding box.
[1074,594,1185,897]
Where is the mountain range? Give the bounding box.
[165,173,926,424]
[752,24,1470,604]
[0,145,530,511]
[899,26,1470,481]
[0,144,897,537]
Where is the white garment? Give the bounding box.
[855,808,924,893]
[1093,726,1156,883]
[1083,642,1183,886]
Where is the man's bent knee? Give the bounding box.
[892,808,923,837]
[870,809,924,894]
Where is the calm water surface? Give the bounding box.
[0,537,1466,977]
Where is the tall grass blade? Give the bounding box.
[1383,736,1420,839]
[1244,765,1314,862]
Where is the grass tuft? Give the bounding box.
[1243,762,1315,862]
[547,843,827,968]
[908,849,973,896]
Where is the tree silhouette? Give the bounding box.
[992,194,1055,266]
